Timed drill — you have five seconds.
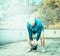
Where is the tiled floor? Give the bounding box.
[0,39,60,56]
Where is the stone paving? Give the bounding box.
[0,39,60,56]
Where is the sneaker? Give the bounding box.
[42,48,45,53]
[27,48,32,52]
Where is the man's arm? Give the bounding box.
[27,26,33,40]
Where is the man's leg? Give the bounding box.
[27,38,32,48]
[40,32,45,48]
[40,32,45,52]
[27,37,33,52]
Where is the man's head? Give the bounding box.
[28,17,35,27]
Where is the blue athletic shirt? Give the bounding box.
[27,18,44,32]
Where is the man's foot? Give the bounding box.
[42,48,45,53]
[27,48,32,52]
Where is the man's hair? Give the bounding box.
[28,17,35,25]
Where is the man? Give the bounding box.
[27,17,45,52]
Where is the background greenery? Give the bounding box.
[0,0,60,29]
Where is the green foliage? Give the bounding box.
[31,0,60,29]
